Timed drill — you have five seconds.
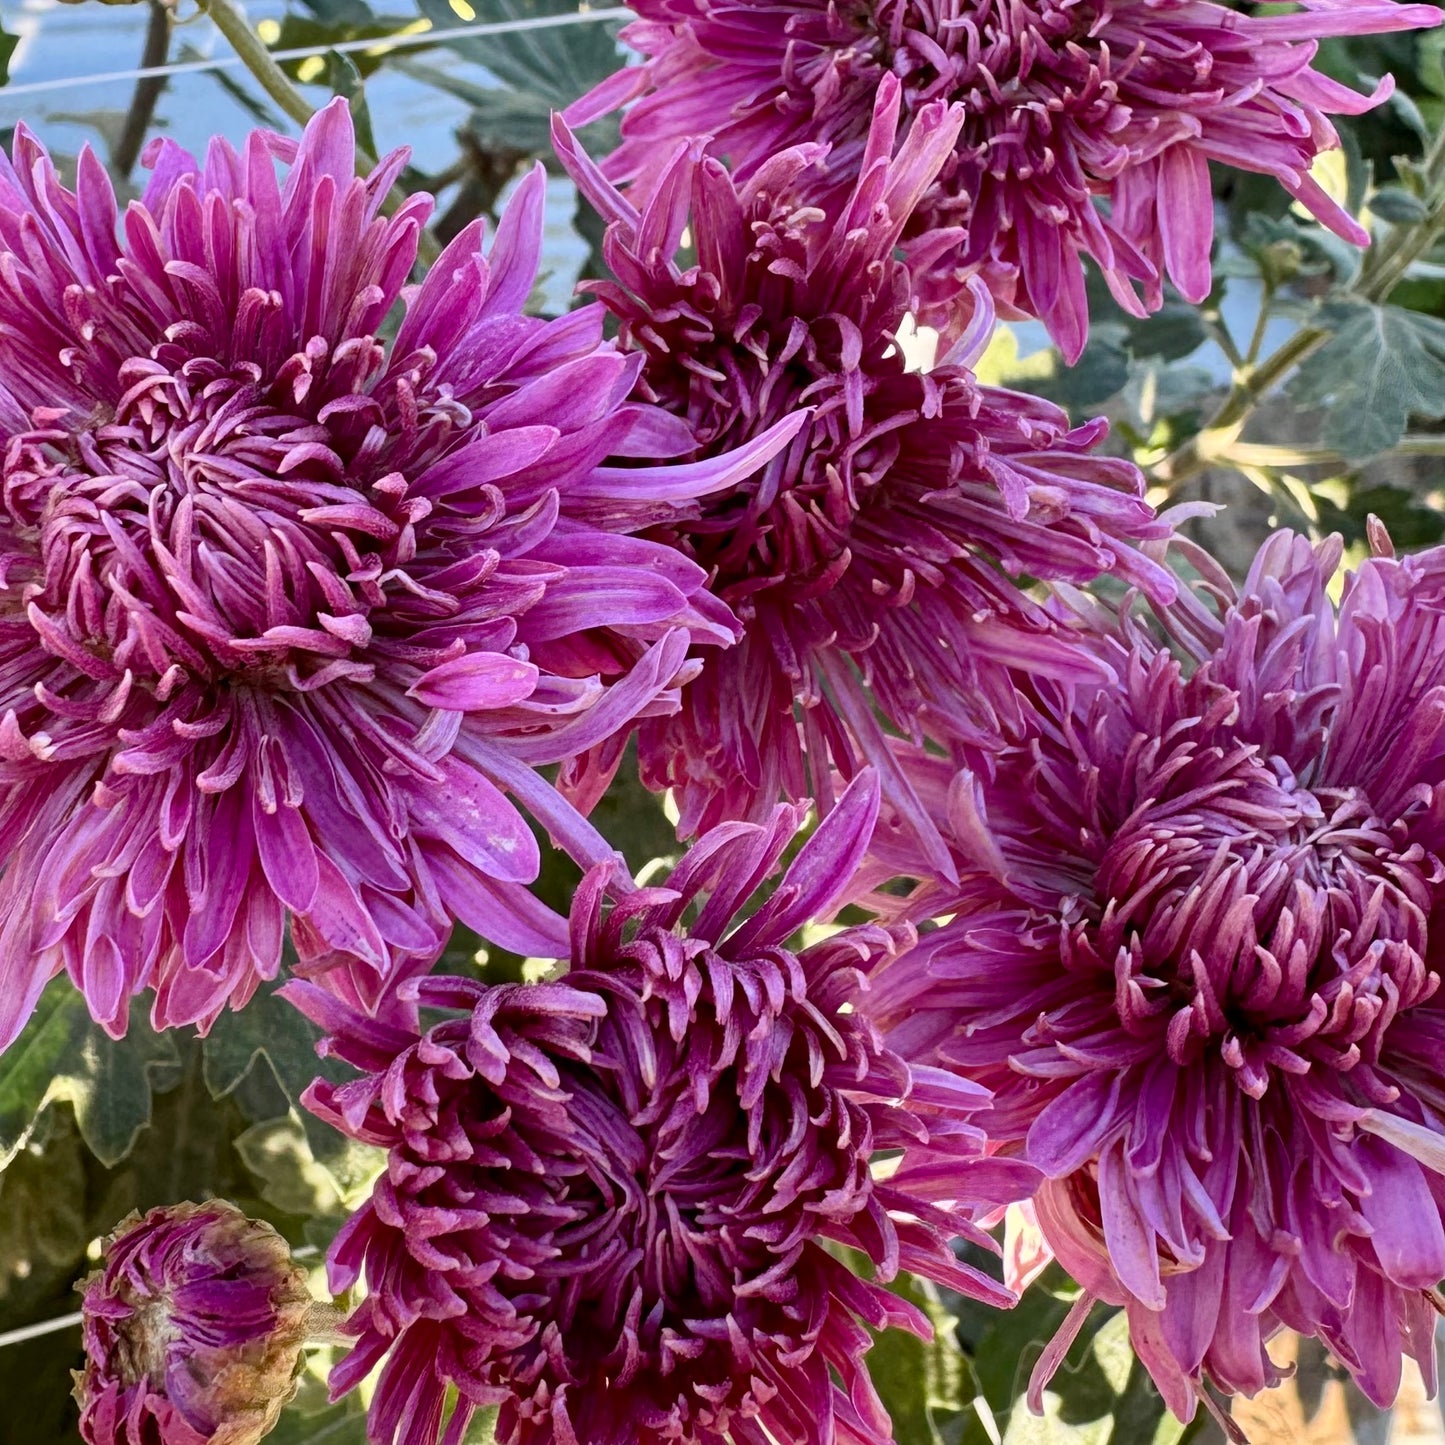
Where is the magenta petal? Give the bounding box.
[1157,146,1214,303]
[253,796,320,913]
[403,755,539,884]
[408,654,540,712]
[427,846,569,958]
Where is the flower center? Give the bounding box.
[1079,744,1440,1095]
[774,0,1122,184]
[110,1292,179,1392]
[2,341,461,700]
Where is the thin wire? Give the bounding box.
[0,1245,323,1351]
[1,7,633,100]
[0,1310,82,1348]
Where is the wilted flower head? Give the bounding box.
[864,529,1445,1422]
[74,1200,319,1445]
[573,0,1441,360]
[0,100,800,1048]
[556,85,1173,873]
[286,773,1036,1445]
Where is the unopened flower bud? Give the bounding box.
[73,1201,328,1445]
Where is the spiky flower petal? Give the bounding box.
[286,772,1035,1445]
[864,530,1445,1421]
[573,0,1441,359]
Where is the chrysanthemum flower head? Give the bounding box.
[573,0,1441,360]
[284,771,1037,1445]
[555,83,1173,873]
[74,1200,321,1445]
[0,99,800,1048]
[864,527,1445,1423]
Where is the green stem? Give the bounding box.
[1220,434,1445,469]
[112,0,174,179]
[198,0,314,129]
[1243,281,1275,365]
[1203,313,1245,371]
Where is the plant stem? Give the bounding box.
[198,0,314,129]
[1220,435,1445,469]
[1244,281,1275,365]
[112,0,174,180]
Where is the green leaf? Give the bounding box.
[1033,329,1131,411]
[233,1116,350,1217]
[0,982,88,1171]
[65,999,183,1167]
[203,979,333,1106]
[1314,480,1445,550]
[1120,301,1207,363]
[274,10,415,80]
[867,1273,977,1445]
[0,21,17,87]
[414,0,624,112]
[202,980,374,1193]
[1370,186,1430,224]
[962,1273,1177,1445]
[0,982,181,1171]
[267,1385,372,1445]
[1290,300,1445,459]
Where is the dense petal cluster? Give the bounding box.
[288,774,1036,1445]
[74,1200,317,1445]
[0,99,802,1047]
[573,0,1441,359]
[556,84,1173,872]
[863,530,1445,1420]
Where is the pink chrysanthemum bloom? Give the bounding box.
[863,528,1445,1424]
[74,1200,327,1445]
[284,773,1037,1445]
[555,83,1175,873]
[571,0,1441,360]
[0,100,798,1048]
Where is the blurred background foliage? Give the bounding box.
[2,2,1445,1442]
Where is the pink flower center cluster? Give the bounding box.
[355,954,892,1443]
[6,338,456,698]
[1050,708,1438,1097]
[773,0,1123,186]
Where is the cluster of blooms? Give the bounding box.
[29,0,1445,1440]
[570,0,1442,361]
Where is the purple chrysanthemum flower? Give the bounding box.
[863,528,1445,1423]
[74,1200,323,1445]
[284,772,1037,1445]
[0,100,799,1048]
[555,84,1173,872]
[572,0,1441,360]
